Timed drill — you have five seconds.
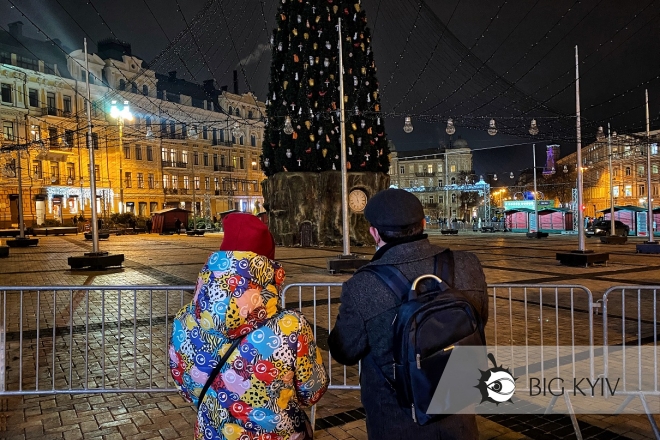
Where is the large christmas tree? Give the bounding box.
[261,0,389,175]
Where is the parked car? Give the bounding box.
[586,219,630,237]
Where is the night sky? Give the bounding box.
[2,0,659,180]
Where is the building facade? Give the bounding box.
[0,25,266,228]
[388,138,474,221]
[556,130,660,218]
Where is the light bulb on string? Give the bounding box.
[529,119,539,136]
[551,167,556,175]
[509,172,515,179]
[493,174,497,181]
[596,126,605,141]
[487,119,497,136]
[283,116,294,135]
[563,165,568,174]
[403,116,414,134]
[445,118,455,135]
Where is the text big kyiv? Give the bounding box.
[529,378,620,396]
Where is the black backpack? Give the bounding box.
[362,249,486,425]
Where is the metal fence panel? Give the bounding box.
[0,285,194,396]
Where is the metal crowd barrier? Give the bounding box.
[0,285,194,395]
[602,286,660,438]
[1,283,660,439]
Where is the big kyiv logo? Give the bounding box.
[475,353,516,404]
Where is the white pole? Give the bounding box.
[608,123,615,235]
[646,90,655,242]
[16,148,25,239]
[533,144,538,234]
[575,45,586,251]
[338,17,350,256]
[84,38,100,253]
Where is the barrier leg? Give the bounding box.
[562,394,583,440]
[639,395,660,440]
[544,394,559,414]
[615,395,635,414]
[311,404,316,432]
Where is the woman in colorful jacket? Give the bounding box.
[170,213,329,440]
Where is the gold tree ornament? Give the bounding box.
[305,120,312,129]
[308,79,315,86]
[293,28,298,36]
[322,148,328,157]
[283,81,288,90]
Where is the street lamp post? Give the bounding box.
[68,38,124,269]
[110,100,133,214]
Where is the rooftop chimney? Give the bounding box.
[233,70,239,95]
[168,71,177,82]
[8,21,23,38]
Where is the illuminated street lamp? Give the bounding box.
[110,100,133,213]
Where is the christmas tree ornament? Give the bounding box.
[322,148,328,157]
[313,42,318,50]
[286,149,292,158]
[361,67,366,74]
[305,147,311,153]
[529,119,539,135]
[315,15,320,23]
[354,106,359,115]
[292,131,298,139]
[333,5,338,13]
[309,79,315,86]
[354,32,358,40]
[316,142,320,149]
[305,120,312,129]
[309,134,315,141]
[294,72,299,80]
[297,159,302,166]
[280,13,286,20]
[360,161,366,167]
[293,54,299,62]
[283,116,294,134]
[297,15,301,23]
[347,161,351,170]
[351,122,357,131]
[357,137,362,146]
[281,64,285,71]
[309,56,314,65]
[324,58,330,67]
[278,42,283,51]
[361,120,366,128]
[377,117,381,125]
[332,163,336,170]
[367,127,372,134]
[283,166,288,172]
[325,41,331,49]
[283,80,289,89]
[335,155,339,160]
[264,158,270,167]
[298,43,303,50]
[349,134,355,143]
[270,35,274,45]
[353,76,358,86]
[318,127,323,135]
[304,32,309,40]
[306,19,310,27]
[348,147,353,155]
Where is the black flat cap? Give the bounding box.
[364,188,425,231]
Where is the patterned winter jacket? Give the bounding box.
[170,251,329,440]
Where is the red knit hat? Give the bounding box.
[219,213,275,260]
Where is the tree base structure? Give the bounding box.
[526,232,549,239]
[441,229,459,235]
[327,254,369,274]
[68,252,125,270]
[6,237,39,247]
[263,171,389,246]
[636,242,660,254]
[556,250,609,267]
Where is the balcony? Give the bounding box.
[415,172,436,177]
[162,161,188,169]
[214,165,234,172]
[165,188,178,195]
[167,133,187,140]
[41,107,72,118]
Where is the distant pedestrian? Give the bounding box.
[212,215,217,224]
[145,218,152,234]
[73,216,78,228]
[174,217,181,235]
[78,214,84,223]
[97,218,103,231]
[129,218,136,232]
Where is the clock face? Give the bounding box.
[348,189,368,212]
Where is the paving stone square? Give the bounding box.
[1,231,660,438]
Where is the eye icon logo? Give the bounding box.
[475,353,516,404]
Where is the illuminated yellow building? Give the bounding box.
[0,26,265,228]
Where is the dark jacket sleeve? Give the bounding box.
[328,279,369,366]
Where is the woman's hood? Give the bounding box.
[191,250,285,339]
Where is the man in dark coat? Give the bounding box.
[328,189,489,440]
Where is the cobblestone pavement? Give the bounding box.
[2,231,660,439]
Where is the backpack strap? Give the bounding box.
[197,337,242,410]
